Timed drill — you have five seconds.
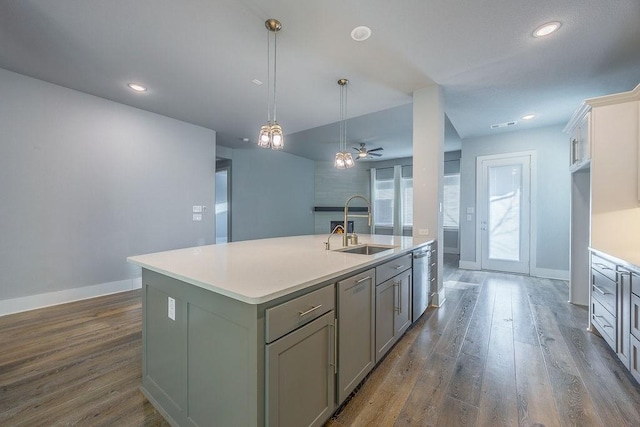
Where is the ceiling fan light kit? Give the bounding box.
[257,18,284,150]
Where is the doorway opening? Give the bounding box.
[216,159,231,243]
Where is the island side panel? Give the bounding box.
[142,269,263,426]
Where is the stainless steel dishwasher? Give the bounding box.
[412,246,430,322]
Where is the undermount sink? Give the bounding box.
[335,244,397,255]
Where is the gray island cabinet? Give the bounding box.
[128,235,433,426]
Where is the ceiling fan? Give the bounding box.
[354,143,383,159]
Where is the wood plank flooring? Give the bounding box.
[1,256,640,426]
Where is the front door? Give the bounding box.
[478,153,531,274]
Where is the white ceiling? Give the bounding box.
[1,1,639,161]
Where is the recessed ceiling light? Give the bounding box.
[533,21,561,37]
[252,79,263,86]
[522,114,536,120]
[127,83,147,92]
[351,26,372,42]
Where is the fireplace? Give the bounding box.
[330,220,354,233]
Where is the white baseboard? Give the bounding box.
[458,260,480,270]
[432,288,446,307]
[532,268,570,281]
[0,277,142,317]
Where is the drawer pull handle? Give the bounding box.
[595,315,613,328]
[593,285,609,295]
[344,276,371,292]
[594,262,612,271]
[299,304,323,317]
[394,265,405,270]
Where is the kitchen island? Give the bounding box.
[128,234,433,427]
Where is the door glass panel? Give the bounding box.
[215,169,228,244]
[488,164,521,261]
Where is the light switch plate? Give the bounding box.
[466,207,474,214]
[193,205,202,213]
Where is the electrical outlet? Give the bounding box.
[193,214,202,221]
[419,228,429,236]
[168,297,175,321]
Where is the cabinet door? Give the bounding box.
[266,311,335,427]
[631,334,640,384]
[394,269,412,337]
[619,270,631,367]
[631,292,640,342]
[375,280,396,363]
[337,270,375,404]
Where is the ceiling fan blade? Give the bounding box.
[369,153,382,157]
[353,147,360,151]
[368,147,384,152]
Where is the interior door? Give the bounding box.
[478,154,531,274]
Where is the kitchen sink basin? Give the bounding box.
[335,244,396,255]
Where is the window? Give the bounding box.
[372,165,412,235]
[443,173,460,227]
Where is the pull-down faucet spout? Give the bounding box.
[343,195,371,247]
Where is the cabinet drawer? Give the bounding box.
[592,299,616,349]
[591,254,617,282]
[266,285,335,343]
[591,270,616,315]
[376,253,411,285]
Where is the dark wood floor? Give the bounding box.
[2,257,639,426]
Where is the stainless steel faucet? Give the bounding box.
[343,195,371,247]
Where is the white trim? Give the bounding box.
[458,260,480,270]
[431,288,446,307]
[532,268,570,281]
[0,278,142,317]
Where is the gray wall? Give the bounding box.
[0,68,216,301]
[459,124,570,274]
[314,161,371,234]
[231,148,315,241]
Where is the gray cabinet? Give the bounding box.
[266,310,335,427]
[337,269,375,404]
[590,251,640,386]
[265,285,336,427]
[375,268,412,363]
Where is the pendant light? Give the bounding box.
[335,78,355,169]
[258,19,284,150]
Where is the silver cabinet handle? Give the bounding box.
[398,281,402,314]
[299,304,323,317]
[595,315,612,328]
[593,285,609,295]
[594,262,612,271]
[329,319,337,374]
[344,276,371,292]
[394,265,405,270]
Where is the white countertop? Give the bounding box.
[127,234,432,304]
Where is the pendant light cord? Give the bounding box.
[266,27,271,124]
[272,29,277,123]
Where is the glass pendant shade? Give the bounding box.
[258,124,271,148]
[270,123,284,150]
[344,152,355,168]
[334,152,346,169]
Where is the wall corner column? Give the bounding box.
[412,85,445,302]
